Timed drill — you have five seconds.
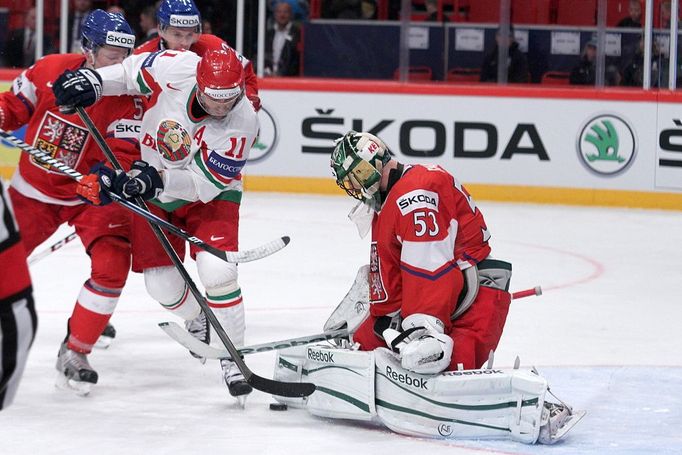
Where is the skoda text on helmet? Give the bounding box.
[196,49,245,117]
[81,9,136,56]
[157,0,202,33]
[331,131,392,211]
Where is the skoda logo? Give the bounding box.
[576,114,637,176]
[249,105,278,163]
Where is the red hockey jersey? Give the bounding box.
[135,34,260,110]
[0,54,143,204]
[368,165,491,323]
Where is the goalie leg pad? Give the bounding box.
[323,265,370,333]
[274,345,376,421]
[374,349,548,444]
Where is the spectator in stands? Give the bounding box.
[68,0,93,53]
[617,0,642,27]
[138,5,159,45]
[361,0,378,19]
[264,1,301,76]
[660,0,681,28]
[479,25,529,83]
[570,38,597,85]
[425,0,448,22]
[622,35,663,87]
[107,5,125,16]
[202,19,214,35]
[4,7,54,68]
[269,0,309,21]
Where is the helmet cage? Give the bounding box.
[331,131,389,210]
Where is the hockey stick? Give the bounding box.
[74,107,313,398]
[0,128,289,264]
[511,286,542,300]
[160,286,544,360]
[28,231,78,265]
[159,321,349,360]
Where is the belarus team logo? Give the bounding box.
[156,120,192,162]
[31,112,88,171]
[576,114,637,176]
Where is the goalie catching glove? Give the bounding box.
[383,313,453,375]
[52,68,103,113]
[77,160,164,206]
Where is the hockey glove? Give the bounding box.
[247,94,261,112]
[52,68,103,113]
[119,160,164,201]
[383,313,453,375]
[76,162,125,206]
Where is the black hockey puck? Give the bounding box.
[269,403,288,411]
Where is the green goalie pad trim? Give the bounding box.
[302,365,366,377]
[375,398,512,433]
[149,190,242,212]
[278,357,299,373]
[376,369,539,412]
[315,386,371,414]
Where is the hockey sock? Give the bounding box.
[207,289,245,346]
[67,280,120,354]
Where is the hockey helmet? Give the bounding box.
[157,0,202,32]
[331,131,392,210]
[196,49,245,117]
[81,9,136,55]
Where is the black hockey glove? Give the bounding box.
[118,160,164,201]
[52,68,103,113]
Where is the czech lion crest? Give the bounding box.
[156,120,191,162]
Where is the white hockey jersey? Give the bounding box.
[97,49,260,205]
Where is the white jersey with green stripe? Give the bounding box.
[97,49,260,204]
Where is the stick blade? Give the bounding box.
[223,236,290,263]
[247,373,316,398]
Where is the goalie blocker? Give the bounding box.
[272,345,585,445]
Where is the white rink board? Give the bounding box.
[252,89,682,193]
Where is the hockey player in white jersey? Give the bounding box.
[52,48,260,402]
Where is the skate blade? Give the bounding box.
[94,336,113,350]
[55,372,92,397]
[236,395,248,409]
[553,410,586,442]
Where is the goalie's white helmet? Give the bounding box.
[330,131,391,211]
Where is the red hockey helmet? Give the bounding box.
[196,49,245,117]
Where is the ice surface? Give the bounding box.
[1,192,681,454]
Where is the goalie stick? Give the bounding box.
[74,107,314,398]
[28,231,78,265]
[161,285,543,360]
[0,128,289,265]
[160,321,349,360]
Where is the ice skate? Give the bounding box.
[538,401,586,444]
[220,358,252,407]
[55,342,98,396]
[185,311,210,364]
[94,322,116,349]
